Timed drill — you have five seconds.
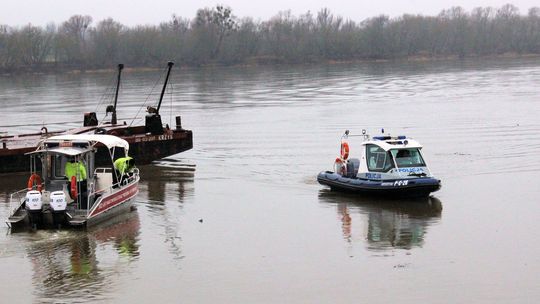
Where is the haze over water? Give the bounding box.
[1,57,540,303]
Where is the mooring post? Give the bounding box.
[175,116,182,130]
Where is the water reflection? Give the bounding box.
[318,190,442,251]
[138,164,194,265]
[26,211,140,303]
[139,162,194,203]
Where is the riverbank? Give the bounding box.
[2,52,540,76]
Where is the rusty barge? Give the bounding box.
[0,62,193,174]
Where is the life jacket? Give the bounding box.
[65,161,87,182]
[114,157,134,175]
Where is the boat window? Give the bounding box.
[391,148,426,168]
[53,155,66,179]
[366,144,395,172]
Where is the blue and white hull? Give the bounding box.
[317,171,441,198]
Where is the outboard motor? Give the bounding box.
[50,191,67,227]
[50,191,67,211]
[346,158,360,178]
[25,190,43,226]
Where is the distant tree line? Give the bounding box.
[1,4,539,72]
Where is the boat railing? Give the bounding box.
[91,167,139,190]
[115,167,139,188]
[8,188,28,217]
[88,167,140,216]
[127,168,140,181]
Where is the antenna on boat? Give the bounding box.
[111,64,124,125]
[342,130,349,140]
[156,61,174,115]
[362,129,370,140]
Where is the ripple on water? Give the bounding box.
[0,212,141,303]
[1,58,540,303]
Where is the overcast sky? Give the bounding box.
[2,0,539,26]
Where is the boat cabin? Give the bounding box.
[31,135,130,206]
[345,135,433,180]
[39,139,93,205]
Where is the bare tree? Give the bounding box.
[3,4,540,72]
[58,15,92,65]
[526,7,540,52]
[211,5,237,58]
[89,18,123,66]
[0,25,9,68]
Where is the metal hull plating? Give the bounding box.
[317,171,441,198]
[85,180,139,227]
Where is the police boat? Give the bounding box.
[6,134,139,229]
[317,130,441,197]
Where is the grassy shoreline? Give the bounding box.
[2,52,540,76]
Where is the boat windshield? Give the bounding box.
[366,144,395,172]
[390,148,426,168]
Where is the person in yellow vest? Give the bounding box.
[114,156,134,175]
[114,156,134,186]
[65,157,87,182]
[65,156,88,207]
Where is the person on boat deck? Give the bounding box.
[65,156,88,207]
[65,156,87,182]
[114,156,134,185]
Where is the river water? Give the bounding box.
[1,58,539,303]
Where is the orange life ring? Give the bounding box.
[27,173,42,192]
[340,142,350,160]
[70,176,78,199]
